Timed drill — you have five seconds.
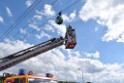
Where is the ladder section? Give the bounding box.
[0,37,64,71]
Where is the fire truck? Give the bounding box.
[1,72,57,83]
[0,25,77,83]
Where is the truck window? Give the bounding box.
[28,78,57,83]
[14,78,21,83]
[20,78,26,83]
[6,82,12,83]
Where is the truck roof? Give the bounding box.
[5,75,57,81]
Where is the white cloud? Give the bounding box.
[20,28,27,34]
[43,19,66,36]
[6,7,12,17]
[25,4,56,39]
[95,26,99,32]
[0,40,124,83]
[47,20,66,36]
[33,10,43,20]
[44,24,55,32]
[34,4,55,18]
[0,16,3,23]
[43,4,55,17]
[25,0,33,7]
[0,39,32,57]
[26,4,56,35]
[79,0,124,43]
[29,23,40,31]
[85,51,100,59]
[62,10,76,22]
[35,31,51,39]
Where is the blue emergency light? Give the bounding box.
[19,69,26,75]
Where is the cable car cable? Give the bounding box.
[14,0,58,40]
[21,0,82,41]
[0,0,42,42]
[1,0,80,48]
[0,0,43,49]
[19,0,58,41]
[0,0,58,49]
[8,0,57,41]
[0,0,40,41]
[61,0,80,12]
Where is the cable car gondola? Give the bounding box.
[55,12,63,25]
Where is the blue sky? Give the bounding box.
[1,0,124,83]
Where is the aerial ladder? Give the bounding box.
[0,25,77,71]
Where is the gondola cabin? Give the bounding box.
[55,12,63,25]
[65,25,77,49]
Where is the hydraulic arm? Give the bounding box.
[0,26,76,71]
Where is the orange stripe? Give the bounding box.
[5,75,57,81]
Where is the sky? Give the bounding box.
[0,0,124,83]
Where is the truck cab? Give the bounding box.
[4,75,57,83]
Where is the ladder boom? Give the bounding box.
[0,25,77,71]
[0,37,64,71]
